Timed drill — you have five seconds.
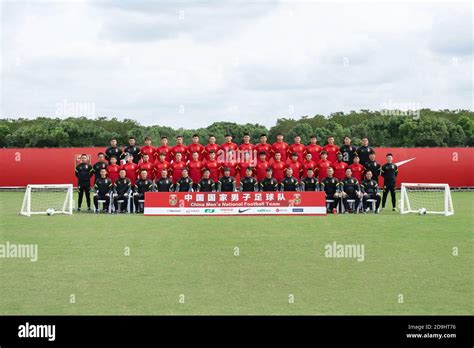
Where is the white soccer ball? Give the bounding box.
[46,208,55,216]
[418,207,427,215]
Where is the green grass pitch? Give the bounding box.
[0,191,472,315]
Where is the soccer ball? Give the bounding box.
[418,207,427,215]
[46,208,55,216]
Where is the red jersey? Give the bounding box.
[302,159,317,174]
[255,159,270,181]
[187,159,204,184]
[171,144,188,161]
[155,145,172,162]
[333,161,349,180]
[220,142,239,155]
[140,145,155,161]
[122,162,139,185]
[255,143,272,156]
[154,159,170,178]
[187,143,205,160]
[316,159,333,181]
[289,143,306,162]
[238,161,255,179]
[323,144,340,163]
[204,143,220,160]
[271,160,287,182]
[286,159,303,179]
[349,163,365,182]
[106,164,121,183]
[306,144,323,162]
[170,161,187,183]
[202,159,220,183]
[220,161,238,177]
[138,161,155,180]
[271,141,290,161]
[239,143,255,155]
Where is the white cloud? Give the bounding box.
[1,0,472,128]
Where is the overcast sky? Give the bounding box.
[1,0,472,128]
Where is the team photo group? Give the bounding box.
[75,133,398,214]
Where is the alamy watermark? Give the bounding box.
[324,241,365,262]
[380,100,420,119]
[0,241,38,262]
[56,99,96,117]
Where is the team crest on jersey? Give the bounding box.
[169,194,178,206]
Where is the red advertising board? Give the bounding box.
[144,191,327,216]
[0,147,473,188]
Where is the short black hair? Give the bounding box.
[81,153,87,157]
[176,135,183,139]
[208,134,215,138]
[192,134,199,138]
[259,151,267,156]
[310,135,317,138]
[224,167,230,172]
[159,152,166,157]
[144,136,151,141]
[129,136,136,140]
[110,137,117,141]
[266,168,273,172]
[140,169,147,173]
[291,152,298,157]
[243,133,250,136]
[225,133,232,137]
[161,136,168,139]
[260,133,267,137]
[97,152,105,157]
[386,153,393,157]
[320,150,327,155]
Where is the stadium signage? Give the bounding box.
[144,192,326,216]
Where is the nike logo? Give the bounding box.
[238,208,251,213]
[394,157,416,167]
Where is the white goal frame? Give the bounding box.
[20,184,74,217]
[400,183,454,216]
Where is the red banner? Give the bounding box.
[0,147,473,187]
[144,191,327,216]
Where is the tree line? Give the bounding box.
[0,109,472,148]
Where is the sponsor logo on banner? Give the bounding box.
[238,208,251,213]
[204,209,215,213]
[257,209,272,213]
[292,208,304,212]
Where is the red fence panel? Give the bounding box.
[0,147,472,187]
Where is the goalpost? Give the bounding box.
[400,183,454,216]
[20,184,74,217]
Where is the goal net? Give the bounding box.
[20,184,74,217]
[400,183,454,216]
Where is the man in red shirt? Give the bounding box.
[316,151,333,182]
[333,152,349,180]
[302,152,317,174]
[286,153,303,180]
[237,151,255,179]
[171,135,188,162]
[204,135,220,160]
[289,135,306,162]
[255,151,270,182]
[239,133,255,158]
[271,152,287,183]
[187,151,204,190]
[154,152,170,178]
[106,156,121,183]
[155,136,172,162]
[306,135,322,162]
[349,155,365,183]
[202,151,220,183]
[140,136,155,162]
[219,149,238,177]
[138,154,155,180]
[255,133,272,158]
[323,136,340,163]
[170,152,187,183]
[271,133,289,162]
[122,154,139,186]
[187,134,205,161]
[220,134,239,160]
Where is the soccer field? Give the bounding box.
[0,191,472,315]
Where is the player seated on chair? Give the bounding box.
[340,168,363,214]
[155,168,174,192]
[93,168,113,213]
[239,167,258,192]
[175,168,193,192]
[113,169,131,214]
[361,170,381,213]
[133,169,154,214]
[259,168,279,192]
[320,167,340,213]
[280,167,299,192]
[300,168,318,192]
[197,169,216,192]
